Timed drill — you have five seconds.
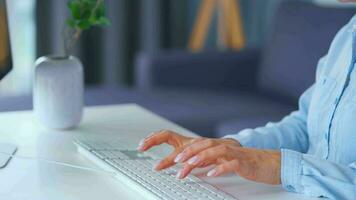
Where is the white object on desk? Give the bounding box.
[0,104,318,200]
[33,55,84,130]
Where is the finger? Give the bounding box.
[143,129,178,141]
[154,149,182,171]
[174,139,216,163]
[176,145,231,178]
[142,131,159,140]
[207,160,239,177]
[176,163,196,179]
[185,145,233,167]
[196,160,212,168]
[137,130,180,151]
[176,158,216,179]
[137,130,169,151]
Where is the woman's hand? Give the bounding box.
[137,130,281,185]
[201,147,281,185]
[137,129,240,170]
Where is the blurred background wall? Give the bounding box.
[1,0,356,136]
[0,0,353,95]
[0,0,283,94]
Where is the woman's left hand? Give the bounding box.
[177,144,282,185]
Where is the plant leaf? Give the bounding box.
[68,1,81,19]
[66,19,77,28]
[97,16,110,26]
[77,20,91,29]
[66,0,111,31]
[96,3,105,16]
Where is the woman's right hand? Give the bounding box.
[137,129,241,172]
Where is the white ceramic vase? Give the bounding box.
[33,56,84,129]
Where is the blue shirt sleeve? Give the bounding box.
[223,54,328,152]
[223,16,356,199]
[281,149,356,199]
[223,55,356,199]
[223,83,314,153]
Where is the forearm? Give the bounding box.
[224,111,309,151]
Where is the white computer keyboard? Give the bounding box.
[74,140,237,200]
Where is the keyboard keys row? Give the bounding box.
[76,140,237,200]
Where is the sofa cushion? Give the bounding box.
[135,49,260,91]
[84,87,295,137]
[258,1,356,103]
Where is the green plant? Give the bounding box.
[63,0,110,56]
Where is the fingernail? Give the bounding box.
[187,156,199,165]
[176,169,184,179]
[153,162,160,170]
[139,139,145,146]
[207,169,217,177]
[137,139,145,150]
[174,153,184,163]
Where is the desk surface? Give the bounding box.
[0,104,316,200]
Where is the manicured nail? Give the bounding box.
[153,162,160,170]
[187,156,199,165]
[174,153,184,163]
[139,139,145,146]
[137,139,145,150]
[176,169,184,179]
[207,169,217,177]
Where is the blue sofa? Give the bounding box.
[134,1,356,137]
[1,1,355,138]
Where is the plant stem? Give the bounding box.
[62,0,104,57]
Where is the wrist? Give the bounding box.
[272,151,282,184]
[222,138,242,147]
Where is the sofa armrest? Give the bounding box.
[134,49,261,91]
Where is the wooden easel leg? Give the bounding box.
[217,2,227,50]
[229,0,245,50]
[219,0,233,49]
[189,0,245,51]
[188,0,217,51]
[218,0,245,50]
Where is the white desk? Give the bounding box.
[0,104,316,200]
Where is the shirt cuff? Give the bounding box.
[281,149,304,193]
[223,129,260,148]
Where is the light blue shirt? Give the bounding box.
[225,15,356,199]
